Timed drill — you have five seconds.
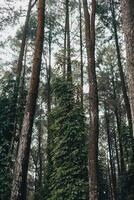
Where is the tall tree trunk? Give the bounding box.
[107,161,114,200]
[79,0,84,106]
[120,0,134,137]
[83,0,99,199]
[110,65,126,174]
[10,0,33,154]
[113,126,121,177]
[120,4,134,199]
[37,111,43,198]
[66,0,72,82]
[45,18,52,199]
[10,0,45,199]
[16,0,33,82]
[47,22,52,114]
[104,104,117,200]
[63,14,67,78]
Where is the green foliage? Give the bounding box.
[46,78,88,200]
[0,76,15,199]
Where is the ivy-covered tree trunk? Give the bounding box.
[10,0,45,199]
[83,0,99,199]
[48,78,88,200]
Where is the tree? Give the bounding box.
[83,0,99,199]
[10,0,45,199]
[79,0,84,106]
[66,0,72,82]
[120,0,134,136]
[120,2,134,198]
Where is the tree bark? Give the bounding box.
[10,0,45,199]
[113,126,121,177]
[104,104,117,200]
[10,0,33,155]
[79,0,84,106]
[110,65,125,174]
[47,22,52,114]
[66,0,72,82]
[83,0,99,199]
[16,0,32,81]
[120,0,134,136]
[63,14,67,78]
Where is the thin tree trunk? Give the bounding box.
[45,18,52,199]
[47,22,52,114]
[107,161,114,200]
[10,0,33,156]
[113,126,121,177]
[16,0,32,81]
[63,15,67,78]
[110,65,126,174]
[83,0,99,199]
[37,111,43,198]
[104,104,117,200]
[120,0,134,137]
[46,21,52,163]
[10,0,45,199]
[38,125,42,191]
[79,0,84,106]
[66,0,72,82]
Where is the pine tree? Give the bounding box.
[10,0,45,199]
[83,0,99,199]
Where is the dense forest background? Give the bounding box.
[0,0,134,200]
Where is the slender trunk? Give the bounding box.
[10,0,45,199]
[47,23,52,114]
[110,65,125,174]
[104,104,117,200]
[16,0,32,81]
[46,22,52,165]
[114,109,125,173]
[113,126,121,177]
[66,0,72,82]
[45,19,52,199]
[34,162,38,199]
[79,0,84,106]
[83,0,99,199]
[120,0,134,137]
[107,161,114,200]
[63,15,67,78]
[10,0,33,155]
[38,113,43,197]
